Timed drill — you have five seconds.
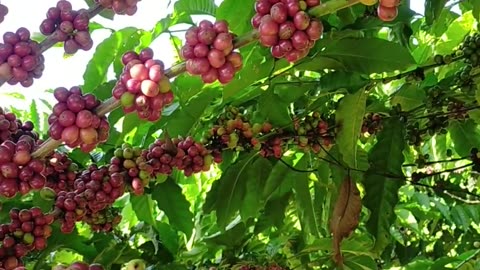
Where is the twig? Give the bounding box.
[279,158,317,173]
[402,156,470,167]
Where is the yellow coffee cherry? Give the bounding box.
[360,0,378,6]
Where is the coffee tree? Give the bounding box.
[0,0,479,269]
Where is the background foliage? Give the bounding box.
[3,0,480,269]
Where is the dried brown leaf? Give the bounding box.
[163,131,178,155]
[329,176,362,266]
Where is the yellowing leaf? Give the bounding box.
[329,176,362,266]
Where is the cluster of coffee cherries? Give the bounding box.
[55,164,125,233]
[95,0,139,16]
[425,86,447,110]
[446,101,470,121]
[0,3,8,24]
[376,0,400,22]
[457,33,480,67]
[0,136,46,198]
[8,208,54,252]
[181,20,243,84]
[44,152,78,193]
[145,136,218,177]
[238,264,288,270]
[0,108,38,144]
[83,207,122,233]
[113,48,174,121]
[0,27,45,87]
[361,113,382,136]
[54,190,87,233]
[259,136,285,159]
[203,106,272,154]
[454,65,475,94]
[48,86,109,152]
[405,122,422,146]
[293,111,334,153]
[470,148,480,173]
[40,1,93,54]
[53,261,104,270]
[405,115,450,146]
[76,165,125,213]
[109,143,150,195]
[251,0,323,62]
[0,207,54,270]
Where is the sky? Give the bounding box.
[0,0,426,113]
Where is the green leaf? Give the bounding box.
[314,161,330,234]
[451,205,471,231]
[130,194,157,227]
[403,260,434,270]
[171,74,205,103]
[448,120,480,157]
[299,38,417,74]
[222,43,279,101]
[240,157,272,220]
[254,192,292,233]
[292,155,320,237]
[174,0,217,16]
[82,27,140,93]
[159,87,220,137]
[425,0,449,25]
[335,88,367,169]
[462,1,480,22]
[29,99,40,132]
[1,92,25,100]
[255,89,292,128]
[395,209,419,233]
[316,71,369,93]
[213,153,258,229]
[152,180,194,237]
[262,157,298,201]
[204,220,247,247]
[343,254,378,270]
[435,11,475,55]
[216,0,256,35]
[155,221,180,254]
[363,117,406,254]
[390,84,426,111]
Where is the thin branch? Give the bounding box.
[455,248,480,269]
[402,156,470,167]
[411,106,480,120]
[424,163,473,177]
[315,154,480,201]
[279,158,317,173]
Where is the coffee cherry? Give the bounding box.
[293,11,310,30]
[360,0,378,5]
[377,5,398,21]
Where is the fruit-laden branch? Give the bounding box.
[308,0,362,17]
[31,1,361,159]
[0,4,105,86]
